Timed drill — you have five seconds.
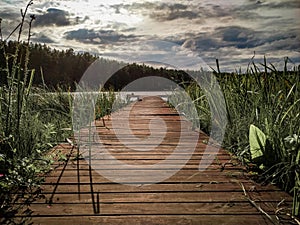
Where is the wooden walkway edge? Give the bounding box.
[25,96,292,224]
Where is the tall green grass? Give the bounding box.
[171,59,299,217]
[95,89,127,122]
[220,59,300,217]
[169,81,211,133]
[0,2,124,222]
[0,2,72,223]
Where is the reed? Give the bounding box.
[0,2,72,223]
[172,58,299,216]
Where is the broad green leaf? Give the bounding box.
[249,124,266,161]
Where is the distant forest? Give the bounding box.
[0,41,192,91]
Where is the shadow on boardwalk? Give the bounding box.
[21,97,293,225]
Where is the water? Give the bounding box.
[118,91,172,102]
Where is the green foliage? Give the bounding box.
[0,86,73,223]
[169,81,211,133]
[284,134,300,217]
[95,89,121,120]
[0,6,122,224]
[176,59,300,216]
[249,124,266,163]
[0,2,72,223]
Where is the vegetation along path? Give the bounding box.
[24,96,292,225]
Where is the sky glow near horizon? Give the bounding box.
[0,0,299,71]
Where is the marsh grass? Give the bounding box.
[0,3,121,223]
[95,88,127,122]
[0,65,74,223]
[169,81,211,133]
[0,2,74,223]
[172,58,299,217]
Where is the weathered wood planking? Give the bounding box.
[24,96,291,225]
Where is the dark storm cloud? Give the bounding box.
[35,8,70,27]
[64,29,138,44]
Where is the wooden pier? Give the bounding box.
[25,96,292,224]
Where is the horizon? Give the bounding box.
[0,0,299,72]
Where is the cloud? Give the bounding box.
[151,10,198,21]
[1,0,298,72]
[35,8,70,27]
[111,2,199,21]
[203,5,231,18]
[233,10,280,21]
[215,26,262,49]
[111,2,156,13]
[151,3,199,21]
[32,34,54,43]
[182,37,220,51]
[260,34,300,51]
[175,26,258,52]
[159,17,299,72]
[237,0,300,11]
[0,11,20,21]
[64,28,138,45]
[189,26,298,51]
[155,3,188,11]
[121,27,136,32]
[180,24,300,52]
[0,10,20,36]
[266,0,300,9]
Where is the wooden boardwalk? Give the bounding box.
[27,96,292,224]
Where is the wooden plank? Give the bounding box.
[42,172,248,183]
[31,215,273,225]
[48,164,241,171]
[27,202,279,215]
[40,183,283,194]
[30,191,291,204]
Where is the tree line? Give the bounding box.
[0,41,192,91]
[0,41,97,89]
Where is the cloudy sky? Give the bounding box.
[0,0,299,71]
